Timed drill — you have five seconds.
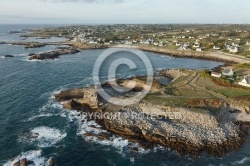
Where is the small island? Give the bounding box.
[4,54,14,58]
[28,48,80,60]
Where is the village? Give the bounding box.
[65,24,250,57]
[18,24,250,58]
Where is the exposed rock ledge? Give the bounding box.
[54,77,248,158]
[29,48,80,60]
[4,54,14,58]
[9,42,47,48]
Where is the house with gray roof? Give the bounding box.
[222,68,234,76]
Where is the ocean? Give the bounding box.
[0,25,249,166]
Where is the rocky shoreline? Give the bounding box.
[11,42,47,48]
[54,75,249,158]
[2,39,248,64]
[28,48,80,60]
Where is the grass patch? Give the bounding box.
[143,95,189,107]
[208,108,222,116]
[172,76,190,86]
[189,108,208,114]
[237,63,250,69]
[216,88,250,97]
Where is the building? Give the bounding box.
[178,46,188,50]
[222,68,234,77]
[193,44,200,48]
[232,42,240,47]
[82,88,98,109]
[238,76,250,87]
[211,72,222,78]
[196,48,202,52]
[176,42,181,46]
[229,46,238,53]
[213,46,221,50]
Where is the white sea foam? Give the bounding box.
[129,157,135,164]
[54,77,93,90]
[18,53,26,56]
[21,126,66,148]
[25,113,54,122]
[22,56,43,62]
[24,112,67,122]
[233,157,250,165]
[66,109,150,155]
[34,85,150,156]
[3,150,46,166]
[23,59,44,62]
[38,99,64,113]
[68,111,103,135]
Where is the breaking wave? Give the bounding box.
[20,126,67,148]
[3,150,46,166]
[233,157,250,165]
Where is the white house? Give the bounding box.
[193,44,200,48]
[159,43,163,47]
[211,72,222,78]
[238,76,250,87]
[196,48,202,52]
[232,42,240,47]
[153,42,159,46]
[176,42,181,46]
[222,68,234,76]
[178,46,188,50]
[183,43,190,47]
[229,46,238,53]
[213,46,221,50]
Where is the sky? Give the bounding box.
[0,0,249,24]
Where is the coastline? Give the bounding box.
[112,44,250,64]
[3,39,250,64]
[54,71,250,158]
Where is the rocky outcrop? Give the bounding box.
[55,89,85,102]
[9,30,24,34]
[98,105,247,157]
[13,158,34,166]
[10,42,46,48]
[4,54,14,58]
[48,157,55,166]
[158,69,187,79]
[29,48,80,60]
[55,87,247,157]
[55,75,249,158]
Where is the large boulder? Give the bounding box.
[21,158,27,166]
[48,157,55,166]
[55,89,85,102]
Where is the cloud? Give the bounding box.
[40,0,123,3]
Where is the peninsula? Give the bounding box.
[54,68,250,157]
